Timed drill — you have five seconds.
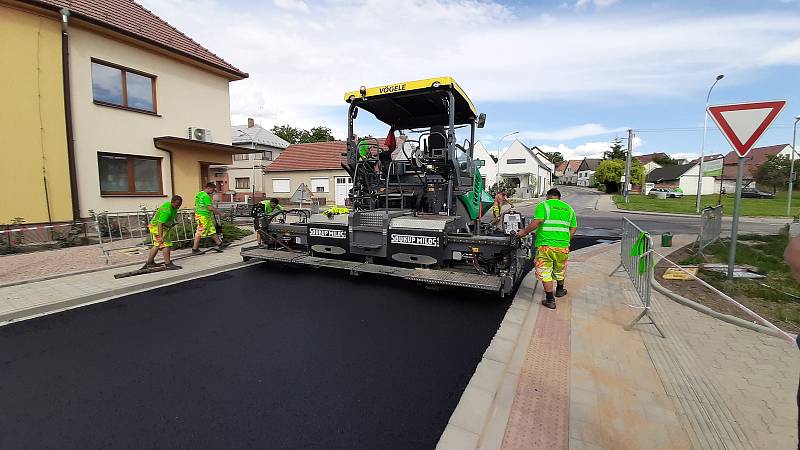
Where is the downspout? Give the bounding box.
[153,140,176,196]
[60,8,81,221]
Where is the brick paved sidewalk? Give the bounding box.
[0,244,256,325]
[440,238,798,449]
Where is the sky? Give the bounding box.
[139,0,800,161]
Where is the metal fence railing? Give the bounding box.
[698,205,723,256]
[609,218,665,337]
[0,221,95,255]
[92,208,225,263]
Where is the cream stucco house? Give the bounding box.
[264,141,350,206]
[8,0,253,220]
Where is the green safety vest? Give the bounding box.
[261,200,283,214]
[533,199,577,248]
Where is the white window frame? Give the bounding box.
[311,177,330,193]
[234,177,250,190]
[272,178,290,193]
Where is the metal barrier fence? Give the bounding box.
[609,218,665,337]
[0,221,95,254]
[698,205,723,256]
[93,208,220,263]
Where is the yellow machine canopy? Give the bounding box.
[344,77,477,129]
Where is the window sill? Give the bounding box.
[93,101,161,117]
[101,193,167,197]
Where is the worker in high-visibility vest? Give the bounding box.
[516,188,577,310]
[143,195,183,270]
[256,198,283,245]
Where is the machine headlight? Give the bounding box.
[432,81,441,88]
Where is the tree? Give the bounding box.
[543,151,564,165]
[271,124,337,144]
[271,124,306,144]
[302,126,335,143]
[652,154,677,166]
[755,155,799,192]
[595,159,645,193]
[604,138,626,160]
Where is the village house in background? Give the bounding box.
[264,141,351,206]
[210,118,290,202]
[2,0,251,224]
[474,141,499,188]
[560,160,582,185]
[718,144,796,192]
[554,161,568,184]
[496,140,554,198]
[576,158,601,187]
[646,162,716,195]
[633,153,668,175]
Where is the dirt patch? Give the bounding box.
[656,243,800,334]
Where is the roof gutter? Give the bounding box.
[60,8,81,221]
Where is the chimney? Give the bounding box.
[247,117,255,128]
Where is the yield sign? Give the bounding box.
[707,100,787,157]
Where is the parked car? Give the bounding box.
[648,187,684,198]
[740,187,775,199]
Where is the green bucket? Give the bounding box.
[661,232,673,248]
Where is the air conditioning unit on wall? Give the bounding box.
[188,127,213,142]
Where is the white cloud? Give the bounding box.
[669,152,699,161]
[272,0,308,12]
[575,0,618,10]
[537,135,642,160]
[136,0,800,132]
[517,123,626,141]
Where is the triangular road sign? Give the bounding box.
[707,100,787,157]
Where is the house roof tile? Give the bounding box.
[565,160,582,172]
[29,0,247,79]
[720,144,789,180]
[266,141,346,172]
[634,153,668,164]
[646,163,695,183]
[231,125,290,149]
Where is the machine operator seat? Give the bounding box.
[425,125,447,160]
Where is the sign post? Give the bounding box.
[707,100,787,279]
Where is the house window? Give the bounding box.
[233,154,249,161]
[311,177,329,193]
[335,177,352,184]
[91,60,156,113]
[235,178,250,189]
[98,153,162,195]
[507,158,526,164]
[272,179,290,193]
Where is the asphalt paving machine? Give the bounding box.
[241,77,530,296]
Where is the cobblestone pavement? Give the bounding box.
[444,236,798,449]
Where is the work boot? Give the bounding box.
[164,262,182,270]
[555,287,568,297]
[541,298,556,310]
[191,248,203,255]
[140,261,158,270]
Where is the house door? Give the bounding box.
[200,163,210,189]
[334,176,353,206]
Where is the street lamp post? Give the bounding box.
[789,116,800,218]
[696,74,725,213]
[496,131,519,187]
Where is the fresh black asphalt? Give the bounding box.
[0,236,609,450]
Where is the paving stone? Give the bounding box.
[449,385,494,435]
[437,425,479,450]
[470,358,506,394]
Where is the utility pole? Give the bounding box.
[789,116,799,218]
[696,74,725,212]
[624,129,633,203]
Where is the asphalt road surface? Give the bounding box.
[0,237,608,450]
